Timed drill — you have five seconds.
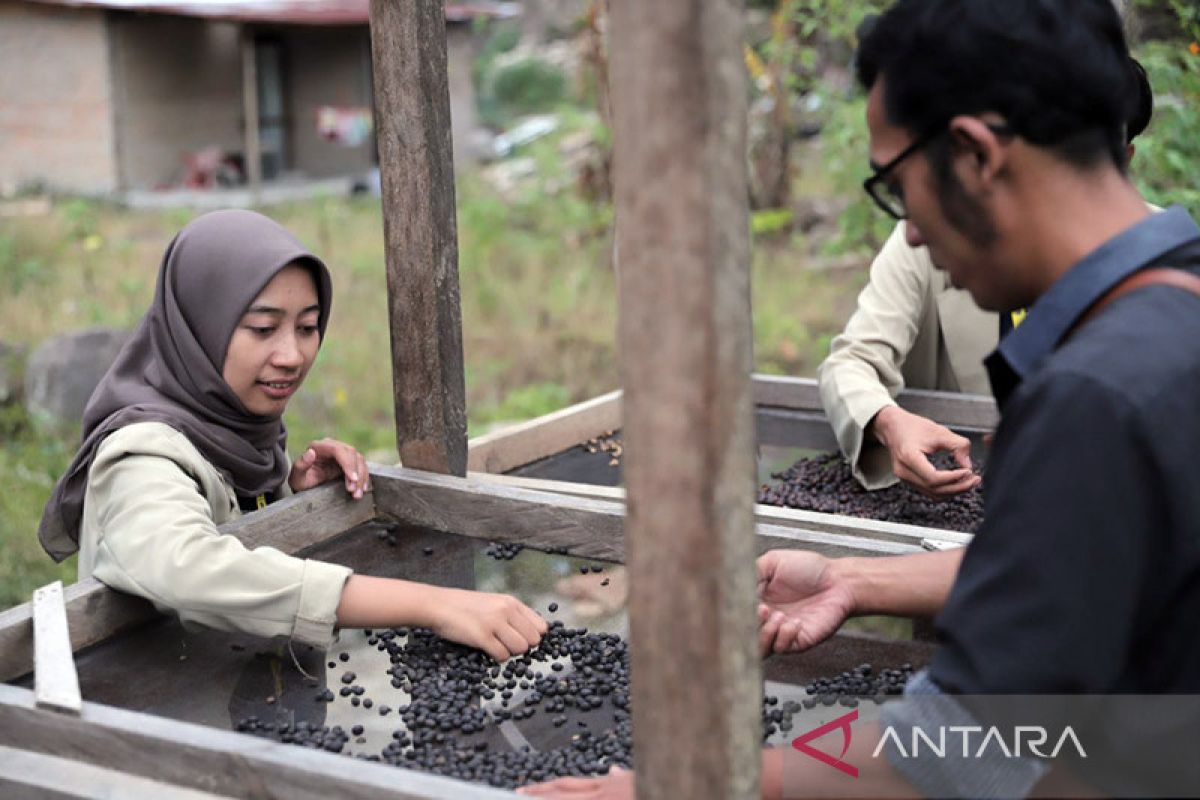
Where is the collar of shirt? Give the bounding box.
[985,205,1200,406]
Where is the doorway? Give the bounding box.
[255,38,289,179]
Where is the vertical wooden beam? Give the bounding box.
[608,1,760,799]
[368,1,467,476]
[240,27,262,195]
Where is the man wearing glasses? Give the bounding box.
[818,56,1154,498]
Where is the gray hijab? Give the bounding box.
[39,209,332,562]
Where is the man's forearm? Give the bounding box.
[833,548,963,618]
[762,722,921,799]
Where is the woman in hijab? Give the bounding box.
[38,209,545,661]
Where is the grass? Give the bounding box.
[3,34,1193,612]
[0,124,870,609]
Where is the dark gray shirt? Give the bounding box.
[934,205,1200,695]
[884,207,1200,798]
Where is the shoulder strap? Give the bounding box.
[1075,267,1200,333]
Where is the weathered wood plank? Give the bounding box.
[751,374,823,411]
[32,581,81,715]
[369,0,467,475]
[467,390,622,475]
[755,407,841,450]
[467,472,972,546]
[896,385,998,430]
[764,629,936,686]
[462,377,994,476]
[0,482,375,683]
[609,0,759,796]
[0,743,231,799]
[2,468,920,684]
[0,684,512,800]
[753,374,998,430]
[219,480,377,551]
[373,466,919,562]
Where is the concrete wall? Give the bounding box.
[0,7,481,194]
[282,25,374,178]
[0,2,117,194]
[283,23,481,176]
[108,14,243,190]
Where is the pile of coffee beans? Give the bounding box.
[761,662,914,740]
[485,541,525,561]
[581,432,622,467]
[234,717,353,751]
[801,661,914,703]
[758,452,983,532]
[237,623,632,788]
[237,624,915,788]
[374,524,400,547]
[761,695,803,740]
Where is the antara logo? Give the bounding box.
[873,725,1088,759]
[791,709,859,778]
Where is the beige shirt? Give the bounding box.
[817,223,996,489]
[79,421,352,648]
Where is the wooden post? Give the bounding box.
[608,1,760,798]
[240,27,262,197]
[368,0,467,476]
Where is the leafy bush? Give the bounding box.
[479,58,567,130]
[493,59,566,113]
[470,21,521,90]
[472,22,568,131]
[1131,2,1200,217]
[810,91,895,254]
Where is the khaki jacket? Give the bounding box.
[817,223,996,489]
[79,421,352,647]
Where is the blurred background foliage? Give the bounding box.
[0,0,1196,608]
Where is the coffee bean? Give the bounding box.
[237,616,913,789]
[758,452,983,532]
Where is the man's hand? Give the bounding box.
[757,550,855,657]
[427,587,548,662]
[288,437,369,499]
[870,405,981,498]
[518,766,634,798]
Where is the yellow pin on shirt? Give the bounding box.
[255,494,267,510]
[1011,309,1028,328]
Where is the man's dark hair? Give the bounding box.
[1125,57,1153,145]
[856,0,1136,171]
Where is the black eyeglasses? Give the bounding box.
[862,128,943,221]
[863,123,1015,221]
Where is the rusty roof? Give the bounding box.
[21,0,520,25]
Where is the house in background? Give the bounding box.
[0,0,518,199]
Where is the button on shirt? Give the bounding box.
[881,206,1200,797]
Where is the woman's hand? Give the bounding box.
[289,437,369,498]
[518,766,634,798]
[428,587,548,662]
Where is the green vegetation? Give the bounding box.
[1132,41,1200,214]
[0,165,865,608]
[473,22,567,130]
[1,1,1196,609]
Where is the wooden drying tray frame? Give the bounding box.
[466,374,991,544]
[467,374,997,474]
[0,465,933,798]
